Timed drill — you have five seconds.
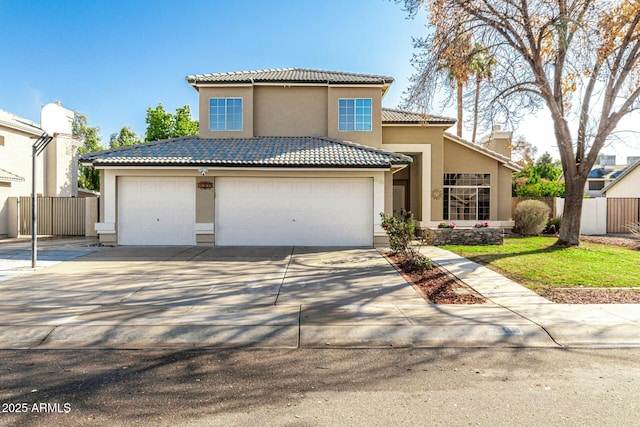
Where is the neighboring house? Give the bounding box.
[585,155,640,197]
[601,159,640,198]
[80,68,521,246]
[0,103,80,237]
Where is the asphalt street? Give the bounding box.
[1,348,639,426]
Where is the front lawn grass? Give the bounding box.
[441,236,640,291]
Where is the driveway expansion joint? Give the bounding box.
[273,246,295,306]
[34,326,57,348]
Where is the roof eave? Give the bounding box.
[86,162,397,170]
[0,121,44,136]
[382,121,457,127]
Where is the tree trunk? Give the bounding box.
[472,75,480,143]
[457,81,463,137]
[557,176,586,246]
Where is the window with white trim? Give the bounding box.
[339,98,372,131]
[210,98,243,131]
[443,173,490,220]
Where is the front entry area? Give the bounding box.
[392,153,422,218]
[214,177,373,246]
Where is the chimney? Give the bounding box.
[481,125,513,158]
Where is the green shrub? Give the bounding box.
[380,211,434,273]
[406,254,433,273]
[543,217,562,234]
[380,211,416,256]
[514,200,550,236]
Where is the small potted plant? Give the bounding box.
[438,222,456,229]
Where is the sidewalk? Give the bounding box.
[421,246,640,347]
[0,237,102,282]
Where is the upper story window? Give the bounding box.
[339,98,372,132]
[210,98,243,131]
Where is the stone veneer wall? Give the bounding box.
[425,228,503,245]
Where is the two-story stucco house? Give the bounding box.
[80,68,520,246]
[0,103,80,237]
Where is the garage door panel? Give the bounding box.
[215,177,372,246]
[118,177,195,245]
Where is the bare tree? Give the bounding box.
[510,137,538,167]
[399,0,640,246]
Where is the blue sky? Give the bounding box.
[2,0,638,160]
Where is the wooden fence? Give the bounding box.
[512,197,556,219]
[607,198,640,234]
[19,196,86,236]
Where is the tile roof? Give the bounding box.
[588,167,616,179]
[0,110,43,135]
[602,159,640,194]
[382,108,456,125]
[443,133,523,171]
[0,168,25,182]
[80,136,412,169]
[186,68,394,86]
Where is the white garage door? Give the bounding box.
[118,177,195,245]
[215,177,373,246]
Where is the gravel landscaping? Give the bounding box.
[384,253,487,304]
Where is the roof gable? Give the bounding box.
[443,133,522,171]
[602,159,640,194]
[0,168,25,183]
[80,136,412,169]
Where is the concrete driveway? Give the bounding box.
[0,246,419,306]
[6,243,635,349]
[4,245,473,349]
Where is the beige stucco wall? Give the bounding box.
[195,176,215,223]
[196,85,384,145]
[197,86,254,138]
[383,170,393,215]
[605,168,640,198]
[328,86,383,147]
[254,86,328,137]
[497,166,514,220]
[44,134,79,197]
[0,126,46,236]
[443,138,515,221]
[382,126,448,144]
